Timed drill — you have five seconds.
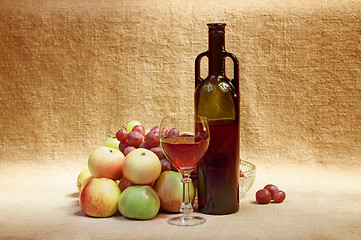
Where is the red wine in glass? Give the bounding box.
[160,115,209,226]
[161,135,208,173]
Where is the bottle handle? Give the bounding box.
[224,51,239,91]
[195,51,208,88]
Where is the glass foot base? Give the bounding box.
[167,215,206,226]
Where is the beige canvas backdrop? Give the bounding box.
[0,0,360,169]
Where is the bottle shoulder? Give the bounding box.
[195,76,238,122]
[195,76,237,96]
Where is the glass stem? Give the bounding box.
[180,173,193,219]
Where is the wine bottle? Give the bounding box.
[194,23,240,215]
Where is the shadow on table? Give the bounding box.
[114,211,169,221]
[74,210,86,217]
[67,192,80,198]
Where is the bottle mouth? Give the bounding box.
[207,23,226,32]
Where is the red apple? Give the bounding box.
[80,178,121,217]
[122,148,161,185]
[153,171,195,213]
[88,146,125,180]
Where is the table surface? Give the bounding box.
[1,162,360,240]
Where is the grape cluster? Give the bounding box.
[115,124,173,173]
[255,184,286,204]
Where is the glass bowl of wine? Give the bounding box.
[239,160,256,198]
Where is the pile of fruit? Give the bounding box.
[76,120,194,220]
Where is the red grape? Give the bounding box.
[264,184,279,199]
[139,142,151,149]
[118,177,136,192]
[256,189,272,204]
[150,125,160,132]
[161,126,171,138]
[150,147,165,160]
[116,128,128,143]
[132,125,145,136]
[123,146,136,156]
[160,159,172,172]
[145,128,160,147]
[127,131,144,148]
[168,128,180,137]
[273,190,286,203]
[119,142,129,153]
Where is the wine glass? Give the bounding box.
[160,114,210,226]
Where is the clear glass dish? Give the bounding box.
[239,160,256,198]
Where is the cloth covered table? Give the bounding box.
[1,163,360,239]
[0,0,360,239]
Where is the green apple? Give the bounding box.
[118,185,160,220]
[154,171,195,213]
[105,137,120,151]
[122,148,161,185]
[88,146,125,180]
[80,178,121,217]
[76,167,94,192]
[126,120,142,133]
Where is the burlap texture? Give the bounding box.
[0,0,360,169]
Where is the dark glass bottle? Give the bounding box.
[194,23,240,215]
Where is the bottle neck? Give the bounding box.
[208,24,226,76]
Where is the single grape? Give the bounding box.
[273,190,286,203]
[116,128,128,143]
[132,125,145,136]
[256,189,272,204]
[126,120,142,133]
[161,126,171,138]
[123,146,136,156]
[264,184,279,199]
[150,125,160,132]
[118,177,135,192]
[127,131,144,148]
[145,128,160,148]
[150,147,165,160]
[160,159,172,172]
[119,142,129,153]
[139,142,151,149]
[167,128,180,137]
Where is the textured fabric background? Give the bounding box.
[0,0,360,168]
